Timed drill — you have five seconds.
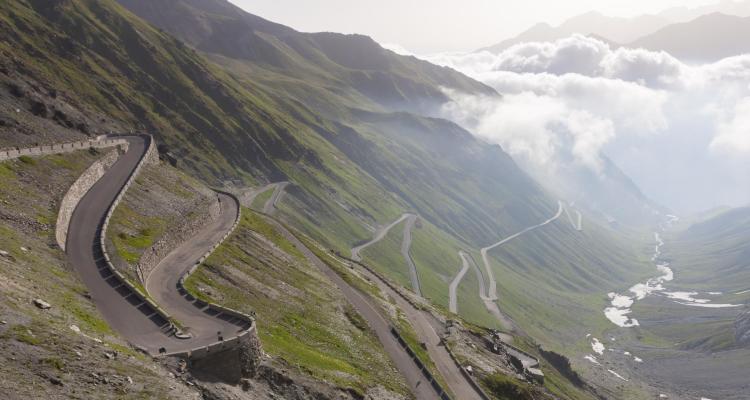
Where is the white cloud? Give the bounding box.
[710,97,750,154]
[423,34,750,210]
[443,91,615,172]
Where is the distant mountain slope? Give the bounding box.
[1,2,656,396]
[117,0,496,113]
[628,13,750,62]
[659,0,750,22]
[480,1,750,59]
[664,206,750,302]
[480,11,668,53]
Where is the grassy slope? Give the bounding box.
[184,210,408,397]
[485,217,654,349]
[105,162,212,282]
[0,151,196,399]
[361,219,411,288]
[1,1,645,397]
[630,207,750,353]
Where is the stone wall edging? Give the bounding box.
[389,326,453,400]
[167,189,257,359]
[55,143,129,251]
[443,343,492,400]
[98,135,178,334]
[137,197,220,283]
[0,138,128,161]
[339,254,498,398]
[339,254,426,312]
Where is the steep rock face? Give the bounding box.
[735,310,750,347]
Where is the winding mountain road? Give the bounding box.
[349,251,484,400]
[145,192,249,342]
[351,213,412,262]
[400,214,422,296]
[563,203,583,231]
[262,181,289,214]
[448,251,471,314]
[351,213,423,295]
[65,136,246,355]
[263,216,443,400]
[446,201,564,328]
[480,201,563,302]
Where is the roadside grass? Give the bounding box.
[394,307,450,392]
[250,186,274,210]
[408,218,463,307]
[482,373,535,400]
[0,150,186,398]
[360,219,412,288]
[184,208,409,396]
[105,163,212,282]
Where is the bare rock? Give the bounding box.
[33,299,51,309]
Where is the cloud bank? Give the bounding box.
[424,35,750,211]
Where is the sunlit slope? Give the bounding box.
[485,215,654,347]
[668,207,750,291]
[632,207,750,352]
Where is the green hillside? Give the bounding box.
[0,1,660,397]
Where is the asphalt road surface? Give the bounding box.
[400,214,422,296]
[262,181,289,214]
[448,251,471,314]
[351,213,412,262]
[351,256,484,400]
[66,136,245,355]
[145,192,249,345]
[268,218,443,400]
[480,201,563,301]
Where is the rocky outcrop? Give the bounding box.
[55,146,126,250]
[734,309,750,346]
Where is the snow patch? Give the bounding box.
[591,338,605,355]
[608,369,629,381]
[584,355,600,364]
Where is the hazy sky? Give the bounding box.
[229,0,718,52]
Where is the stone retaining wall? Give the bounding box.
[99,135,179,334]
[136,196,221,282]
[168,190,261,362]
[56,146,127,251]
[389,326,453,400]
[0,136,130,251]
[0,137,128,161]
[443,343,492,400]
